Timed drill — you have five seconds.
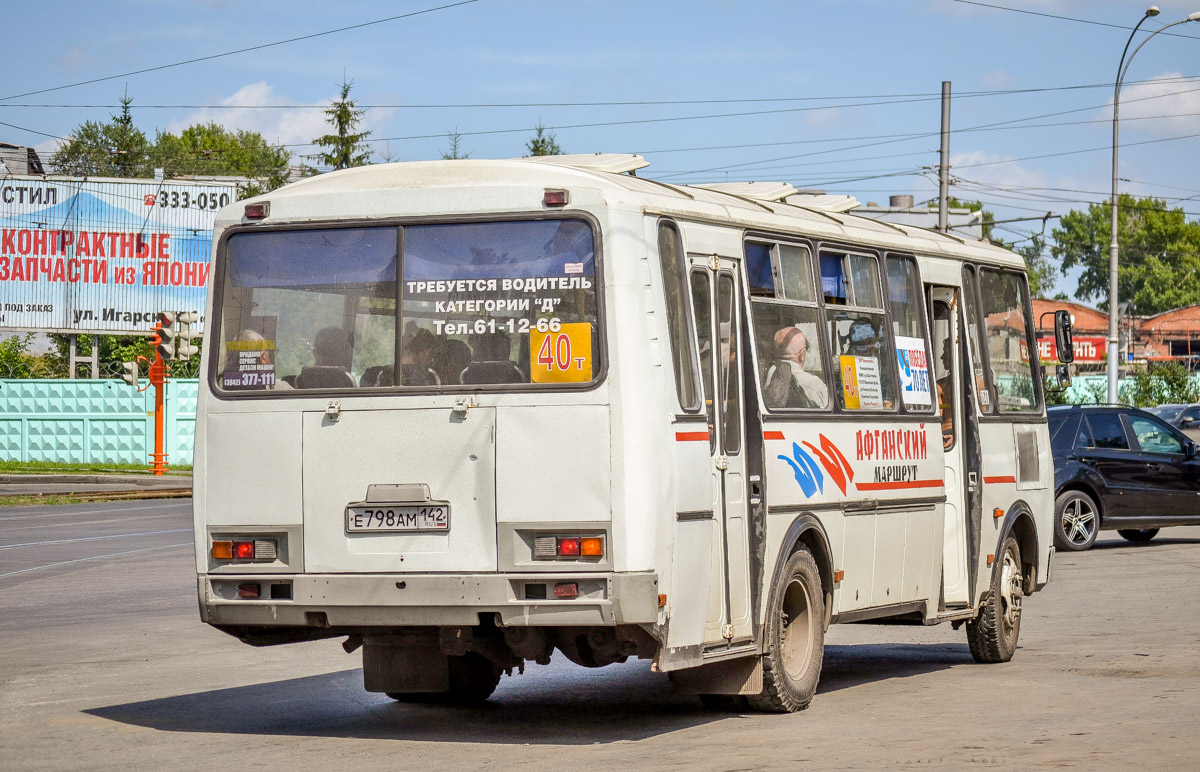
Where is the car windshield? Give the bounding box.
[213,219,600,393]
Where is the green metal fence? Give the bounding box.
[0,379,197,466]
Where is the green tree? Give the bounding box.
[0,333,42,378]
[1051,194,1200,314]
[51,94,152,178]
[153,123,291,197]
[525,121,563,156]
[1013,234,1064,299]
[1120,361,1200,408]
[441,129,470,160]
[309,78,372,171]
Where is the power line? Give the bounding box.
[4,73,1197,110]
[950,0,1200,40]
[0,1,481,102]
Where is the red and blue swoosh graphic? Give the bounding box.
[777,433,855,498]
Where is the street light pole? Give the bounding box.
[1108,8,1200,404]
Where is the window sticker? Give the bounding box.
[221,316,278,389]
[895,335,932,406]
[841,354,883,409]
[530,322,593,383]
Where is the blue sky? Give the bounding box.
[4,0,1199,302]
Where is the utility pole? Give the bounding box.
[938,81,951,233]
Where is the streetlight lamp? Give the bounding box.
[1108,7,1200,404]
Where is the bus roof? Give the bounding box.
[227,155,1024,269]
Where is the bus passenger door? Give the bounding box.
[686,259,754,650]
[930,287,971,607]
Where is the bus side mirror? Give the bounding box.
[1055,310,1074,363]
[1055,364,1071,390]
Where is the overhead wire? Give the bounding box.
[0,0,482,102]
[0,72,1195,110]
[949,0,1200,40]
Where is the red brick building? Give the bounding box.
[1031,298,1200,368]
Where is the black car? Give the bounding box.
[1048,405,1200,550]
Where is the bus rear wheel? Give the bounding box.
[387,653,502,704]
[967,536,1022,663]
[748,547,825,713]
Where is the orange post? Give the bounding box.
[148,324,170,476]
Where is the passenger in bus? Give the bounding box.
[399,328,440,386]
[845,318,883,360]
[295,327,356,389]
[432,339,472,386]
[938,338,955,449]
[764,326,829,409]
[462,331,524,384]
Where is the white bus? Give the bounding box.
[194,154,1063,712]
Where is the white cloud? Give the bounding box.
[1104,72,1200,138]
[165,82,397,161]
[979,69,1013,89]
[166,82,329,148]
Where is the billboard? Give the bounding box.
[1021,336,1107,363]
[0,176,236,334]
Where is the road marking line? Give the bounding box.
[0,528,191,550]
[0,501,188,521]
[0,542,191,579]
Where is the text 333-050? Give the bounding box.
[156,191,232,210]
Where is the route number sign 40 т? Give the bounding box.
[530,322,593,383]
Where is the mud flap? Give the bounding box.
[669,655,763,695]
[363,633,449,693]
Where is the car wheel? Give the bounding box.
[1117,528,1159,543]
[1053,490,1099,551]
[747,547,825,713]
[967,536,1022,663]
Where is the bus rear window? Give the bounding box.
[213,218,600,394]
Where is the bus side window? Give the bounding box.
[886,255,935,414]
[961,265,995,414]
[658,222,701,412]
[821,251,897,411]
[745,239,827,411]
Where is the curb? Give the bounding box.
[0,474,193,487]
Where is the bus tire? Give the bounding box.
[747,547,824,713]
[1053,490,1099,551]
[967,536,1022,664]
[1118,528,1159,543]
[387,653,501,704]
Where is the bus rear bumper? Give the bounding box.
[199,571,660,629]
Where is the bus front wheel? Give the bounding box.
[748,547,825,713]
[967,536,1022,663]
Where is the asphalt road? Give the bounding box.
[2,500,1198,771]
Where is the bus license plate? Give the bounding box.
[346,505,449,533]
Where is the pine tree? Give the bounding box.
[441,129,470,160]
[525,121,563,156]
[309,78,373,171]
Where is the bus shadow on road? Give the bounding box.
[818,642,974,694]
[86,643,973,742]
[85,660,725,744]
